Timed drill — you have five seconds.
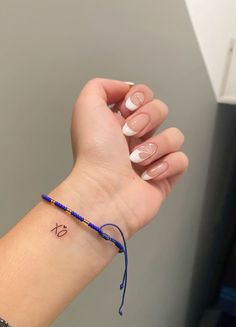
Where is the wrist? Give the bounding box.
[0,172,128,326]
[45,172,129,266]
[63,167,132,239]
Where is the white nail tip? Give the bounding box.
[141,171,152,180]
[125,97,138,111]
[123,81,135,86]
[129,149,143,163]
[122,123,136,136]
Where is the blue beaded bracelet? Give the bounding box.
[41,194,128,316]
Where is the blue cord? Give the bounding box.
[100,223,128,316]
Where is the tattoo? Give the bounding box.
[51,223,68,237]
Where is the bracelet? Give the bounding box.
[0,318,11,327]
[41,194,128,316]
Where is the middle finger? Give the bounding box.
[122,99,168,137]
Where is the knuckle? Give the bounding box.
[135,84,154,98]
[74,77,103,108]
[152,99,169,118]
[178,152,189,170]
[168,127,185,144]
[159,131,171,146]
[87,77,102,85]
[82,77,104,93]
[136,83,150,90]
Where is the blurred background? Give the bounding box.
[1,1,236,326]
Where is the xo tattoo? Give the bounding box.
[51,223,68,238]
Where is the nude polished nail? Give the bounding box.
[129,143,157,163]
[141,161,169,180]
[122,113,150,136]
[125,92,145,111]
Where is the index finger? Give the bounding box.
[76,78,134,108]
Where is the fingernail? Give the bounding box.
[125,92,145,111]
[122,113,150,136]
[123,81,135,86]
[141,161,169,180]
[129,143,157,163]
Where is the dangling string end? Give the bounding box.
[100,223,128,317]
[119,308,123,316]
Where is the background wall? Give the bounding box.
[185,0,236,100]
[1,1,236,326]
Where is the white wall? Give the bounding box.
[185,0,236,101]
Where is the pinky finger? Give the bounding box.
[141,151,189,181]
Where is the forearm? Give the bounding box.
[0,174,125,327]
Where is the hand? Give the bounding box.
[65,78,188,239]
[0,78,189,326]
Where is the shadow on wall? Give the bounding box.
[184,104,236,327]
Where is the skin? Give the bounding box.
[0,78,188,327]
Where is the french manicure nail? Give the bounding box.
[129,143,157,163]
[123,81,135,86]
[141,161,169,180]
[122,113,150,136]
[125,92,145,111]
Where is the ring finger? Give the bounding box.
[129,127,185,166]
[141,151,189,181]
